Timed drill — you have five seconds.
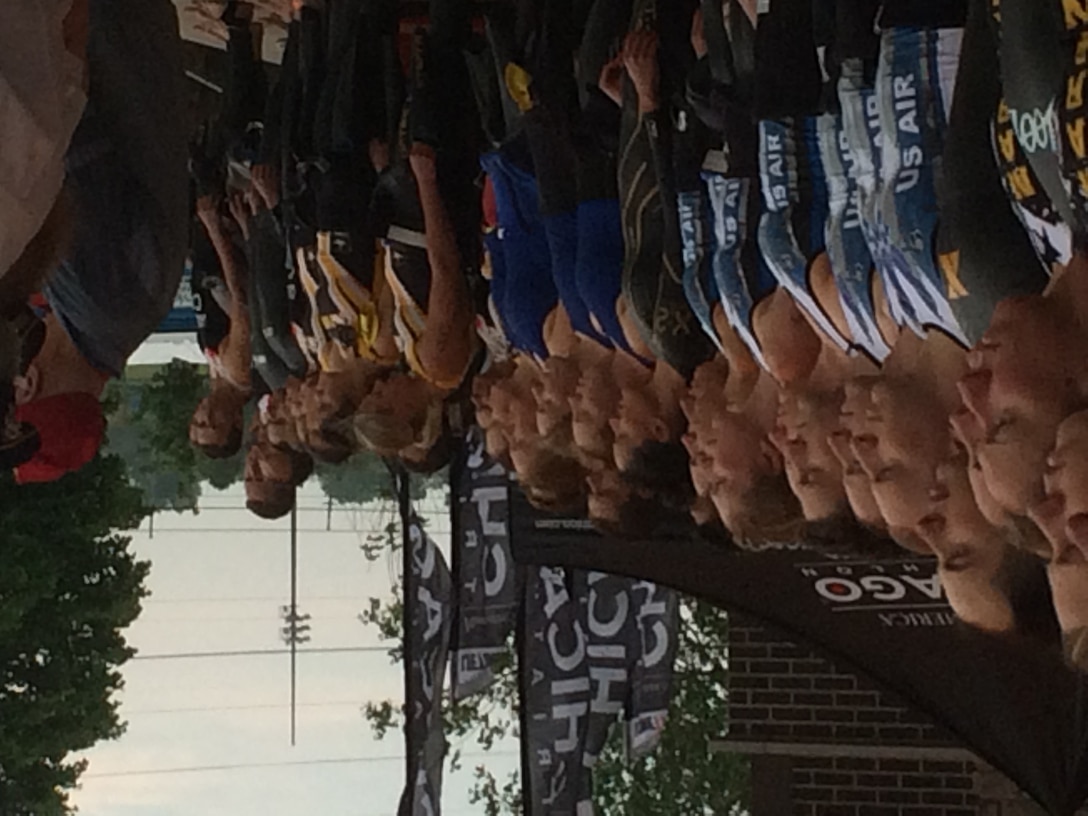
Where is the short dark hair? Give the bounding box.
[522,450,588,515]
[286,448,314,486]
[800,513,906,561]
[196,425,243,460]
[246,483,296,520]
[401,433,451,475]
[995,546,1060,646]
[728,472,805,550]
[621,440,695,512]
[308,424,354,465]
[592,493,692,540]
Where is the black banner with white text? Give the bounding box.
[450,428,518,700]
[399,515,453,816]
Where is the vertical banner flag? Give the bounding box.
[626,581,679,759]
[576,573,638,806]
[523,566,591,816]
[450,427,517,700]
[399,515,453,816]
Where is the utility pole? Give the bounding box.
[280,506,309,746]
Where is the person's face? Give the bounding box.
[752,289,822,386]
[534,361,577,436]
[265,412,299,450]
[950,407,1009,529]
[245,443,294,492]
[869,378,949,468]
[958,297,1084,514]
[705,411,779,499]
[827,426,883,528]
[849,375,950,532]
[189,394,240,448]
[473,379,496,430]
[610,387,666,472]
[683,359,729,426]
[774,390,846,521]
[917,456,997,557]
[1029,490,1088,633]
[362,374,430,419]
[484,425,510,462]
[587,468,631,525]
[683,429,714,497]
[937,546,1016,634]
[1041,410,1088,553]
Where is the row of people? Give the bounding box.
[463,0,1088,656]
[183,0,1088,661]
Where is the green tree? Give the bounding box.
[316,455,448,506]
[103,359,244,510]
[0,454,151,814]
[360,554,749,815]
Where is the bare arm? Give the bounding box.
[197,195,248,307]
[409,144,475,385]
[196,196,252,389]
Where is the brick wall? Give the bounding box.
[789,756,976,816]
[727,618,958,748]
[727,614,979,816]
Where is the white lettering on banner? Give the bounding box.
[470,485,508,538]
[588,644,625,660]
[589,667,628,714]
[900,574,942,599]
[634,582,670,670]
[410,524,435,580]
[814,573,944,605]
[588,575,629,639]
[415,772,436,816]
[541,567,570,618]
[642,621,669,669]
[419,587,444,641]
[1011,101,1059,154]
[548,620,588,673]
[483,543,507,598]
[859,576,907,602]
[543,763,572,806]
[892,73,922,193]
[878,610,958,628]
[893,75,919,134]
[865,92,883,149]
[553,701,591,752]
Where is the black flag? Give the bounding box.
[576,573,640,807]
[450,428,518,700]
[522,566,591,816]
[399,515,453,816]
[508,486,1088,816]
[626,581,680,759]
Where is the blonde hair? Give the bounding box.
[353,400,443,458]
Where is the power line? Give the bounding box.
[83,757,398,778]
[83,752,521,779]
[143,596,364,603]
[132,646,389,661]
[124,701,365,715]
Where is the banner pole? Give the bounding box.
[397,464,413,809]
[516,564,531,816]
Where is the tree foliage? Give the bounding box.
[359,538,749,814]
[104,359,244,510]
[317,456,449,507]
[0,454,152,814]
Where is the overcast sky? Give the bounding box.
[75,9,518,810]
[73,480,518,816]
